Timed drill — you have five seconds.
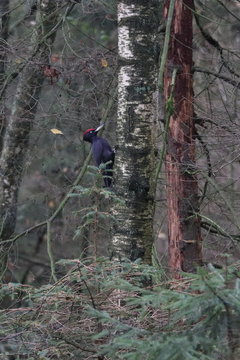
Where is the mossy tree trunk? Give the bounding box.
[164,0,203,275]
[0,0,62,278]
[113,0,159,264]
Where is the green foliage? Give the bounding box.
[65,164,124,261]
[0,260,240,359]
[70,165,123,241]
[89,262,240,360]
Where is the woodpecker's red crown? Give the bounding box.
[83,123,104,139]
[83,128,95,137]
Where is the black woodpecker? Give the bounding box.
[83,124,115,187]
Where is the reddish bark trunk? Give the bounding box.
[164,0,202,275]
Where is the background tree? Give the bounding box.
[0,0,9,151]
[0,0,63,277]
[163,0,202,275]
[191,0,240,266]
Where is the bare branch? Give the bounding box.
[193,66,240,88]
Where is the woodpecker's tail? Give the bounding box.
[102,157,114,187]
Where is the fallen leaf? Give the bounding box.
[101,58,108,68]
[50,128,63,135]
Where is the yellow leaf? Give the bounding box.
[101,58,108,68]
[50,128,63,135]
[48,200,56,208]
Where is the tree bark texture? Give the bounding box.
[113,0,159,264]
[0,0,61,275]
[0,0,9,152]
[164,0,202,274]
[0,0,9,89]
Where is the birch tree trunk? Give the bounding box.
[113,0,159,264]
[0,0,61,277]
[164,0,202,274]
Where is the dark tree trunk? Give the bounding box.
[164,0,202,274]
[0,0,9,88]
[0,0,61,278]
[0,0,10,152]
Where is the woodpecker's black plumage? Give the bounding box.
[83,124,115,187]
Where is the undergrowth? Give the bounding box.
[0,259,240,359]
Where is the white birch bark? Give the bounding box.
[113,0,159,263]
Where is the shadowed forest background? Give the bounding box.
[0,0,240,359]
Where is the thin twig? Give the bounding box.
[193,67,240,89]
[157,0,175,90]
[47,221,57,282]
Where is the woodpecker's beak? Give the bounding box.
[95,123,104,133]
